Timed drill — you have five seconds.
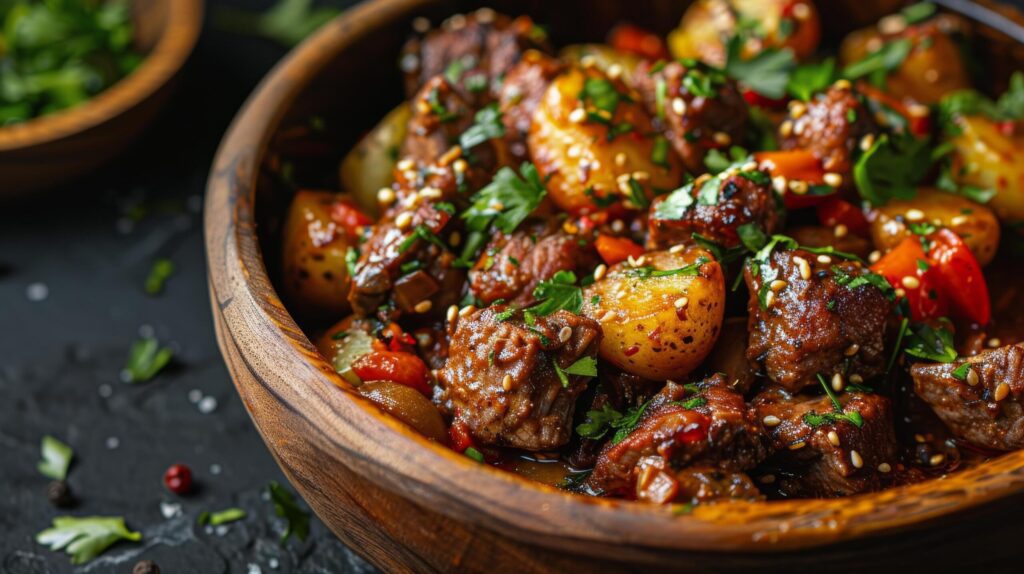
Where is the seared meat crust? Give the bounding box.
[779,85,876,176]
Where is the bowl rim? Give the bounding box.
[0,0,204,152]
[205,0,1024,554]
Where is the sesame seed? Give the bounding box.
[901,275,921,290]
[789,180,809,195]
[860,134,876,152]
[453,158,468,174]
[950,215,969,226]
[833,79,852,91]
[580,55,597,68]
[868,250,882,263]
[600,310,616,322]
[607,63,623,79]
[742,161,758,172]
[569,107,587,123]
[966,368,980,386]
[635,255,647,267]
[558,326,573,343]
[446,305,458,323]
[459,305,476,317]
[416,333,433,347]
[995,383,1011,402]
[988,338,1002,348]
[849,374,864,384]
[895,288,906,298]
[414,300,433,313]
[502,374,513,391]
[779,120,794,138]
[845,344,860,357]
[419,186,443,199]
[915,433,927,443]
[615,152,627,167]
[594,264,607,281]
[763,415,782,427]
[611,219,625,233]
[562,220,579,234]
[878,14,907,35]
[397,158,415,172]
[415,99,431,115]
[669,244,686,254]
[671,97,687,116]
[823,172,843,187]
[789,441,806,450]
[674,297,689,310]
[404,192,421,208]
[792,3,811,20]
[760,474,776,484]
[770,279,788,291]
[789,101,807,119]
[878,462,892,473]
[907,104,930,118]
[567,144,582,158]
[850,450,864,468]
[632,170,650,182]
[449,231,462,247]
[772,175,788,194]
[395,212,414,230]
[377,187,396,205]
[713,132,731,145]
[831,373,845,392]
[930,453,946,466]
[794,256,811,280]
[905,209,925,222]
[834,224,849,238]
[817,254,832,265]
[764,290,776,308]
[828,430,841,446]
[488,200,505,212]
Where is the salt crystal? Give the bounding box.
[160,501,182,519]
[209,463,222,475]
[138,324,155,338]
[198,396,218,414]
[26,283,49,302]
[268,558,280,569]
[98,384,113,398]
[105,436,120,449]
[188,389,203,403]
[247,564,263,574]
[215,525,229,536]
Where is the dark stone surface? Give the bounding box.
[0,1,376,572]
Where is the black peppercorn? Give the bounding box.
[46,480,73,508]
[133,560,161,574]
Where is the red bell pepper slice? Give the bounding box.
[870,236,949,322]
[927,229,991,325]
[330,199,373,239]
[816,197,869,236]
[595,234,645,266]
[351,351,431,396]
[607,24,669,61]
[449,420,475,453]
[753,150,834,210]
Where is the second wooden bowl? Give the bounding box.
[206,0,1024,571]
[0,0,203,197]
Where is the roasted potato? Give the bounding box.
[559,44,641,82]
[339,103,410,216]
[668,0,821,67]
[358,381,448,443]
[528,67,684,214]
[839,14,970,105]
[282,191,358,321]
[317,316,377,386]
[867,187,1000,266]
[947,115,1024,225]
[581,247,725,381]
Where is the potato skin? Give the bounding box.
[281,190,355,322]
[339,103,409,217]
[581,247,725,381]
[669,0,821,67]
[558,44,641,81]
[948,115,1024,225]
[528,67,684,215]
[358,381,448,443]
[867,188,1000,266]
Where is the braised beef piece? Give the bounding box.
[779,84,877,176]
[752,386,899,497]
[401,76,477,168]
[401,9,548,105]
[745,247,892,392]
[636,460,763,504]
[497,51,563,162]
[436,305,601,451]
[469,218,596,306]
[648,169,780,250]
[633,60,749,173]
[911,343,1024,451]
[586,375,769,496]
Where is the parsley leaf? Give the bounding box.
[902,2,937,25]
[530,270,582,316]
[144,258,174,295]
[724,36,796,99]
[831,265,896,300]
[459,104,505,150]
[122,337,173,384]
[553,356,597,388]
[463,162,547,235]
[841,38,912,85]
[611,400,652,445]
[938,72,1024,127]
[853,133,933,206]
[559,469,592,490]
[268,481,311,544]
[787,58,836,101]
[904,320,958,363]
[38,435,73,481]
[36,516,142,565]
[215,0,340,47]
[464,447,485,463]
[802,373,865,428]
[952,363,972,381]
[576,404,623,440]
[198,507,247,526]
[737,222,768,253]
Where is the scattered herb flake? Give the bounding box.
[36,516,141,565]
[144,258,174,295]
[38,435,73,481]
[198,507,247,526]
[122,338,173,384]
[268,481,311,544]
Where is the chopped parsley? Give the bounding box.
[578,399,653,445]
[462,162,547,243]
[724,36,796,99]
[669,396,707,410]
[952,362,973,381]
[626,257,709,279]
[841,38,913,86]
[426,87,459,123]
[802,374,865,428]
[36,516,141,565]
[903,319,958,363]
[651,136,671,167]
[144,258,175,295]
[553,356,598,387]
[786,58,836,101]
[530,270,583,316]
[853,133,933,206]
[559,469,592,490]
[269,481,311,544]
[344,246,358,276]
[398,224,447,254]
[122,337,173,384]
[902,2,937,25]
[459,103,505,150]
[198,507,247,526]
[464,447,485,463]
[831,265,896,301]
[38,435,73,481]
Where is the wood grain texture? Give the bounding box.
[205,0,1024,571]
[0,0,203,197]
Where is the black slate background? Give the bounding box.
[0,1,376,572]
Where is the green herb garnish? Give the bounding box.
[144,258,174,295]
[122,337,173,384]
[802,374,865,428]
[268,481,311,544]
[38,435,73,481]
[530,270,582,316]
[459,103,505,150]
[198,507,247,526]
[36,516,141,565]
[724,36,796,99]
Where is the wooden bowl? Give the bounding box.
[206,0,1024,571]
[0,0,203,197]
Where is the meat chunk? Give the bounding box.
[648,167,780,250]
[497,51,563,162]
[633,60,749,173]
[469,219,596,306]
[911,343,1024,451]
[401,9,548,105]
[437,306,601,451]
[636,460,763,504]
[587,375,769,496]
[401,76,476,167]
[788,225,873,260]
[753,387,899,497]
[779,84,877,176]
[745,247,893,392]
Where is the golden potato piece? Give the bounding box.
[582,247,725,381]
[948,115,1024,225]
[558,44,641,82]
[282,190,358,322]
[339,103,410,217]
[528,67,684,214]
[669,0,821,67]
[867,188,1000,266]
